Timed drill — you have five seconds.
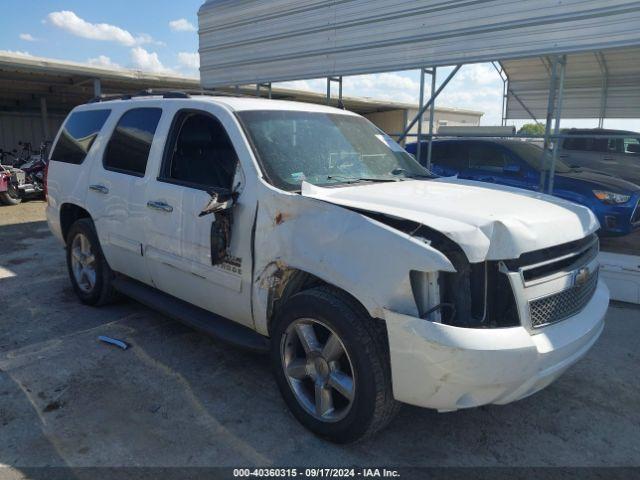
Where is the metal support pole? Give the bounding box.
[548,55,567,194]
[326,76,343,106]
[93,78,102,97]
[326,77,331,105]
[256,83,272,99]
[540,57,559,192]
[40,97,49,140]
[492,62,508,126]
[596,52,608,129]
[426,67,437,170]
[398,65,461,143]
[416,68,426,161]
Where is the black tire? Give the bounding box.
[0,184,22,205]
[65,218,118,306]
[271,286,400,443]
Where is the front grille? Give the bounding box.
[529,270,598,328]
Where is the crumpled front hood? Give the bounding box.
[301,178,599,263]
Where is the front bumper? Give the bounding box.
[385,280,609,411]
[596,198,640,236]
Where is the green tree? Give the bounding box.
[518,123,546,136]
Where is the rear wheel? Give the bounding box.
[0,184,22,205]
[66,218,117,306]
[271,286,399,443]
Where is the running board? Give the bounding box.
[112,276,270,353]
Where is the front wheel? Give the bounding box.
[0,184,22,205]
[271,286,399,443]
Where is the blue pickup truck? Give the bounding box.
[406,139,640,236]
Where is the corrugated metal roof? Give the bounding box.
[198,0,640,88]
[503,47,640,119]
[0,53,482,117]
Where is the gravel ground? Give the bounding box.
[0,201,639,472]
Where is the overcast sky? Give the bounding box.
[1,0,637,131]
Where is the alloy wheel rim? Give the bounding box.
[281,318,356,422]
[71,233,97,293]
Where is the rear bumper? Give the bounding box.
[385,280,609,411]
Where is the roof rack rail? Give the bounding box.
[87,88,251,104]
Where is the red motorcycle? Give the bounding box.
[0,141,50,206]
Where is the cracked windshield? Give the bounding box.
[238,110,433,190]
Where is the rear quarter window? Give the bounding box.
[51,109,111,164]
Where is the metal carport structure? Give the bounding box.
[502,47,640,124]
[199,0,640,303]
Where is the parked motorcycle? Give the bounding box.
[0,141,50,206]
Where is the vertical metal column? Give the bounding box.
[540,57,559,192]
[398,65,461,143]
[93,78,102,98]
[416,69,426,161]
[326,76,343,106]
[256,82,272,99]
[40,97,49,140]
[426,67,437,170]
[491,62,509,126]
[548,55,567,194]
[596,53,608,129]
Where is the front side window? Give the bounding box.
[161,112,239,191]
[51,109,111,164]
[238,110,431,191]
[103,108,162,176]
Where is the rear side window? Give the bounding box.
[51,109,111,164]
[430,142,469,171]
[563,136,608,153]
[468,143,507,171]
[103,108,162,177]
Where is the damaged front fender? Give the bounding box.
[251,186,455,335]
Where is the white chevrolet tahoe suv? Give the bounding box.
[46,93,609,443]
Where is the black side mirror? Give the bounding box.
[199,190,238,217]
[201,189,239,266]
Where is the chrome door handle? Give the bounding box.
[89,184,109,194]
[147,200,173,213]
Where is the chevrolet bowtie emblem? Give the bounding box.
[574,267,590,287]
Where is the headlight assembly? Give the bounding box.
[593,190,631,205]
